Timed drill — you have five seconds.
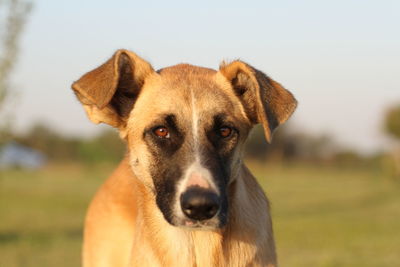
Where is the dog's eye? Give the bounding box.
[153,127,170,138]
[219,126,232,138]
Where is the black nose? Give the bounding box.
[180,187,220,221]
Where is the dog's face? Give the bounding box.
[72,50,297,229]
[125,66,252,228]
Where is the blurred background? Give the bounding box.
[1,0,399,266]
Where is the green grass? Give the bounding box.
[0,163,110,267]
[1,162,399,267]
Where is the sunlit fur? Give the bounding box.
[72,50,297,267]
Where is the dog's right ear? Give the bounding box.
[72,49,154,132]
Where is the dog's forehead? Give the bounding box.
[128,63,248,132]
[156,64,218,93]
[157,63,217,77]
[139,64,234,109]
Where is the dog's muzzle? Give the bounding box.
[180,187,220,221]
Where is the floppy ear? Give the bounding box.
[72,49,154,131]
[219,61,297,143]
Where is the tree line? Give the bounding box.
[1,121,380,167]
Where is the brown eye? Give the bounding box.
[154,127,170,138]
[219,126,232,138]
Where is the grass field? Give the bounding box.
[0,161,399,267]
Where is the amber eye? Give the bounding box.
[219,126,233,138]
[153,127,170,138]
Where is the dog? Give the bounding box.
[72,49,297,267]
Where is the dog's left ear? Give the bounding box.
[218,61,297,143]
[72,49,155,137]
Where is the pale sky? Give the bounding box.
[9,0,400,153]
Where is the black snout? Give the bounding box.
[180,187,220,221]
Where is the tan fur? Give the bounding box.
[84,159,276,267]
[72,50,297,267]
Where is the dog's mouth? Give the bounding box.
[183,220,219,230]
[173,214,226,230]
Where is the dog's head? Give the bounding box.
[72,49,297,229]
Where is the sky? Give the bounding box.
[8,0,400,153]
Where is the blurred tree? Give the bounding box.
[332,150,364,167]
[385,105,400,139]
[15,122,125,163]
[15,123,79,160]
[0,0,32,106]
[0,0,32,142]
[78,129,126,164]
[384,104,400,177]
[245,123,336,163]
